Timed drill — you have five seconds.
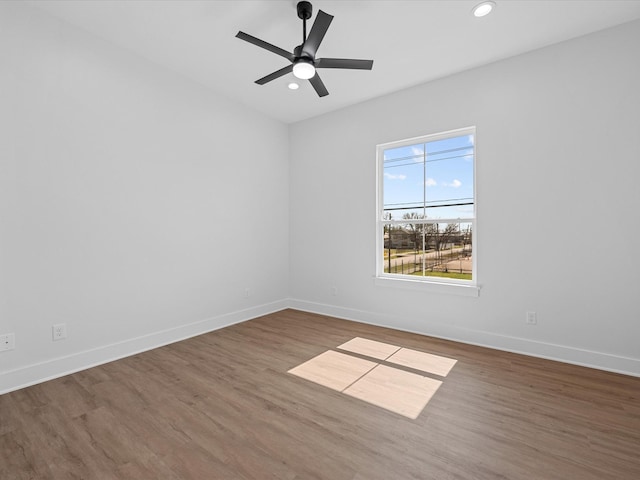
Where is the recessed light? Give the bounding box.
[472,1,495,17]
[288,82,299,90]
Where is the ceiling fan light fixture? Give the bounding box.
[472,1,495,17]
[293,59,316,80]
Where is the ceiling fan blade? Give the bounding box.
[236,31,294,62]
[309,72,329,97]
[256,64,294,85]
[302,10,333,58]
[316,58,374,70]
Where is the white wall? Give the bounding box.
[289,20,640,375]
[0,1,289,392]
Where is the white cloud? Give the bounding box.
[443,179,462,188]
[412,146,424,162]
[384,172,406,180]
[425,177,437,187]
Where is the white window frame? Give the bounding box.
[375,127,479,297]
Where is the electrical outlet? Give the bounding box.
[526,311,537,325]
[330,286,338,296]
[0,333,15,351]
[244,288,253,298]
[52,323,67,341]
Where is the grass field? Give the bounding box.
[411,271,472,280]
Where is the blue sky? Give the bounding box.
[383,134,474,220]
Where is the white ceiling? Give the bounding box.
[29,0,640,124]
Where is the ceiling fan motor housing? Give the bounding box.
[294,45,313,63]
[297,1,313,20]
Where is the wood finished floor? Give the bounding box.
[1,309,639,479]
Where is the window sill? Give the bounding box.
[374,276,480,297]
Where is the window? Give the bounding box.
[376,127,476,291]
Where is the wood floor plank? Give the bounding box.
[1,309,639,479]
[386,347,457,377]
[343,364,442,418]
[288,350,378,391]
[0,428,51,480]
[337,336,401,360]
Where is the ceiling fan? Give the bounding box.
[235,1,373,97]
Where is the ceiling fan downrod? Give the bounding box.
[297,1,313,43]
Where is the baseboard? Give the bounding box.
[288,299,640,378]
[3,297,637,395]
[0,299,289,395]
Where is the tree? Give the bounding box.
[426,223,459,270]
[383,212,393,272]
[462,224,472,256]
[402,212,425,268]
